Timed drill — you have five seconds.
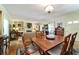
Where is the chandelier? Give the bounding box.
[45,5,54,13]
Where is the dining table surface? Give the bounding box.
[32,35,64,52]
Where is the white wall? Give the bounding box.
[11,10,79,41]
[55,11,79,41]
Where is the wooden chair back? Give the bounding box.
[22,32,37,55]
[60,34,71,55]
[36,32,44,39]
[22,32,32,47]
[67,32,77,54]
[0,35,3,55]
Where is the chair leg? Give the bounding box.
[38,49,50,55]
[43,51,50,55]
[39,48,43,55]
[71,51,73,55]
[38,47,45,55]
[31,41,35,46]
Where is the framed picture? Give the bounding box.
[27,23,32,28]
[18,24,21,27]
[13,24,15,27]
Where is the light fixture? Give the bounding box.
[73,20,79,24]
[16,28,19,30]
[45,5,54,13]
[13,27,16,30]
[67,21,72,24]
[44,4,55,36]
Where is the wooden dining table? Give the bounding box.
[32,35,64,53]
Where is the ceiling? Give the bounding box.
[2,4,79,22]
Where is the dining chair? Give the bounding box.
[30,31,45,55]
[36,31,44,39]
[0,36,3,55]
[22,32,38,55]
[46,34,71,55]
[67,32,77,55]
[22,32,31,47]
[35,32,46,54]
